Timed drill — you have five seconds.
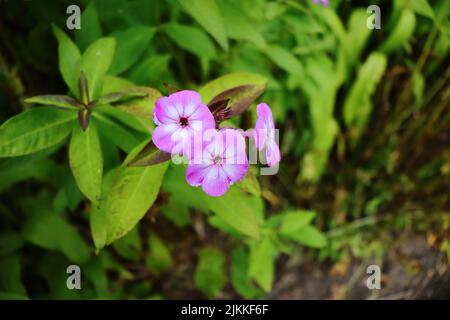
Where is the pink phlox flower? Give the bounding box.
[152,90,215,157]
[254,103,281,167]
[186,128,248,197]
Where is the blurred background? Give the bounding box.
[0,0,449,299]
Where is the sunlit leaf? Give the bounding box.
[78,37,116,101]
[178,0,228,51]
[248,237,276,292]
[0,108,76,157]
[102,141,169,244]
[69,122,103,206]
[199,72,267,104]
[52,26,81,96]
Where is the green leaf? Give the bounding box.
[344,9,371,69]
[248,237,276,292]
[0,108,76,157]
[102,75,134,94]
[278,210,316,235]
[95,90,148,106]
[265,45,304,77]
[129,54,171,86]
[161,164,209,227]
[90,168,117,251]
[94,112,140,153]
[218,0,266,48]
[164,23,217,59]
[25,95,82,110]
[380,10,416,53]
[412,71,425,106]
[0,155,61,192]
[24,210,91,263]
[205,185,261,238]
[0,255,28,299]
[146,233,172,273]
[69,122,103,206]
[411,0,435,19]
[78,37,116,100]
[0,233,25,258]
[109,26,156,75]
[52,26,81,96]
[75,1,102,51]
[103,142,169,244]
[343,52,387,138]
[178,0,228,51]
[199,72,267,104]
[235,168,261,197]
[115,86,161,131]
[283,225,327,248]
[127,140,171,167]
[112,226,142,261]
[231,247,264,298]
[194,247,226,298]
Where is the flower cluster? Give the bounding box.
[152,90,280,197]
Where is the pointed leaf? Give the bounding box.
[109,26,156,75]
[265,45,304,77]
[279,210,316,235]
[283,225,327,248]
[178,0,228,51]
[163,23,217,59]
[205,185,260,238]
[0,108,76,157]
[69,123,103,206]
[127,140,171,167]
[102,141,169,244]
[25,95,82,110]
[380,10,416,53]
[78,37,116,101]
[96,91,148,106]
[207,84,265,119]
[194,247,226,298]
[199,72,267,104]
[248,237,276,292]
[75,1,102,51]
[52,26,81,96]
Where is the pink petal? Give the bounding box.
[255,103,273,150]
[152,123,178,153]
[202,166,230,197]
[154,97,179,125]
[168,90,202,117]
[186,164,211,186]
[266,139,281,167]
[222,163,248,183]
[189,103,216,130]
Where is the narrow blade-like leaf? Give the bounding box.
[25,95,82,110]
